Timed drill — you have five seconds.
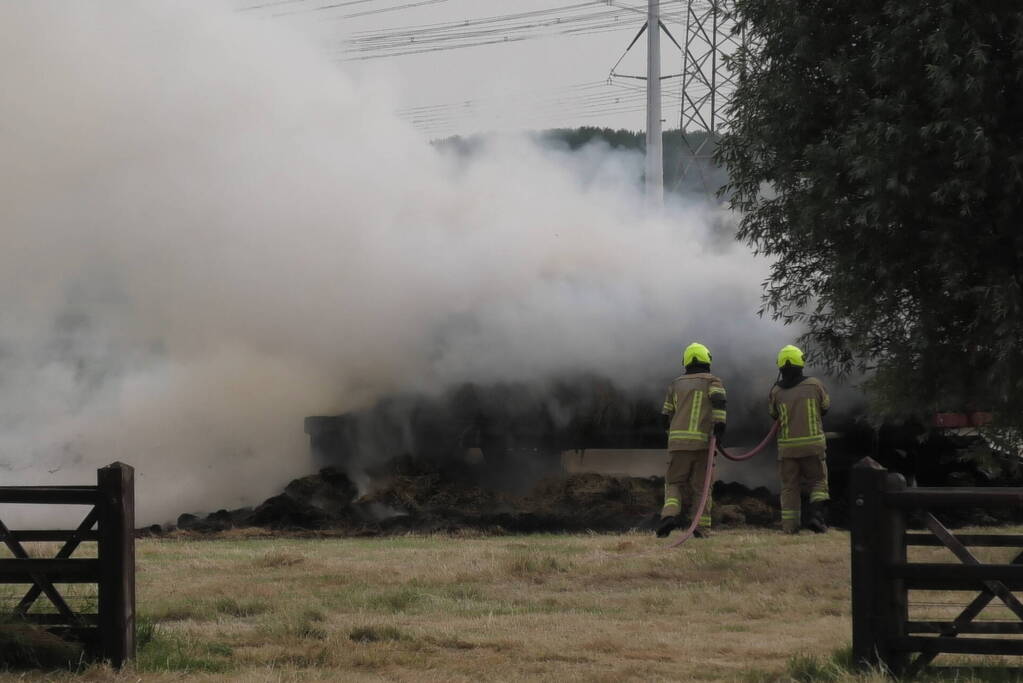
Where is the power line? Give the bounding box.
[398,78,697,137]
[396,80,690,118]
[238,0,375,12]
[342,19,644,59]
[238,0,703,136]
[347,2,609,35]
[341,0,450,19]
[276,0,450,18]
[338,3,648,60]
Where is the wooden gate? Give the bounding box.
[850,457,1023,676]
[0,462,135,668]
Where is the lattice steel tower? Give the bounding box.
[678,0,744,183]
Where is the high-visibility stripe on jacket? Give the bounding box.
[663,372,727,451]
[768,377,830,459]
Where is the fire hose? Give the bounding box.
[716,422,779,461]
[665,421,779,549]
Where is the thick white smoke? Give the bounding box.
[0,1,792,524]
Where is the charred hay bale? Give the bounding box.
[176,507,255,532]
[714,504,746,526]
[207,509,238,528]
[709,481,778,527]
[531,473,635,507]
[735,497,777,526]
[566,473,630,501]
[283,467,358,516]
[636,512,662,531]
[356,476,423,510]
[624,477,663,508]
[176,513,199,530]
[423,483,500,512]
[713,481,774,504]
[361,474,501,516]
[250,494,334,529]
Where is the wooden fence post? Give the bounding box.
[850,457,890,670]
[883,472,909,675]
[97,462,135,668]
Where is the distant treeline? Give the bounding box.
[435,127,728,196]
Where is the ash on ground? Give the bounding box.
[170,457,779,535]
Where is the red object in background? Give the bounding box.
[933,412,993,428]
[934,413,969,428]
[967,412,993,427]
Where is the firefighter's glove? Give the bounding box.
[712,422,726,439]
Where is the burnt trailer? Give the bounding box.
[304,381,668,479]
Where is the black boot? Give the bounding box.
[807,501,828,534]
[655,517,678,538]
[656,515,689,538]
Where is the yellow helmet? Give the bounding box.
[777,345,805,368]
[683,342,712,367]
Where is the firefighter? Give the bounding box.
[656,342,727,538]
[769,345,831,534]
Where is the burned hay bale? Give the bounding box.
[283,467,358,518]
[170,458,787,535]
[176,467,360,531]
[249,495,333,529]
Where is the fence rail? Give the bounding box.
[850,456,1023,676]
[0,463,135,668]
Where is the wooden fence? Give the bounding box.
[850,456,1023,676]
[0,462,135,668]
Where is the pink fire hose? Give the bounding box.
[665,435,717,549]
[716,422,779,461]
[665,422,779,549]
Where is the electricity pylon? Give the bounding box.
[677,0,744,191]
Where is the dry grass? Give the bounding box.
[0,529,1018,680]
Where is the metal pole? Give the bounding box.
[710,0,718,132]
[646,0,663,205]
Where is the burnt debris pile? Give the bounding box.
[176,467,361,532]
[173,457,781,534]
[171,377,787,535]
[168,378,1023,536]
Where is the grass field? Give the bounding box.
[0,528,1021,681]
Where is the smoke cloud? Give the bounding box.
[0,1,794,524]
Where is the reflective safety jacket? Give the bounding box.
[662,372,727,451]
[768,377,831,459]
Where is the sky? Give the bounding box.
[243,0,697,138]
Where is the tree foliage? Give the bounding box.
[719,0,1023,422]
[436,128,727,194]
